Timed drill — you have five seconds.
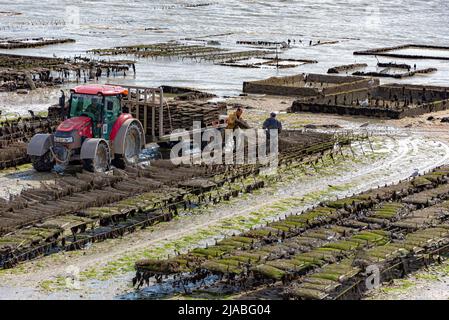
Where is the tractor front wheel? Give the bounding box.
[31,151,55,172]
[83,142,110,173]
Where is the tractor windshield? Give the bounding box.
[69,94,104,120]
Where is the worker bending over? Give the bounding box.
[226,107,250,130]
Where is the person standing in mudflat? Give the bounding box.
[263,112,282,136]
[263,112,282,153]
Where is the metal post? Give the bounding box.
[143,89,148,136]
[152,90,156,138]
[135,89,140,121]
[159,87,164,137]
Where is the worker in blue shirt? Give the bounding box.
[263,112,282,136]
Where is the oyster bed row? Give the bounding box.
[0,131,343,268]
[133,165,449,300]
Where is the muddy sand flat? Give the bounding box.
[2,95,449,299]
[1,119,449,299]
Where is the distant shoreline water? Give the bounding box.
[1,0,449,98]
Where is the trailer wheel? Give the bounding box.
[83,141,110,173]
[31,151,54,172]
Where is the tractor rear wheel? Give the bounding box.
[112,122,143,169]
[83,142,110,173]
[31,151,55,172]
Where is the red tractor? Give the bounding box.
[27,84,145,173]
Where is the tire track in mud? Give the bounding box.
[1,133,449,299]
[342,135,449,189]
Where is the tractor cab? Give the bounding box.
[68,85,128,139]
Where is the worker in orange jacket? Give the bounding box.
[226,107,249,129]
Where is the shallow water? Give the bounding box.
[1,0,449,106]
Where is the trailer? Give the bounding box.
[109,84,225,144]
